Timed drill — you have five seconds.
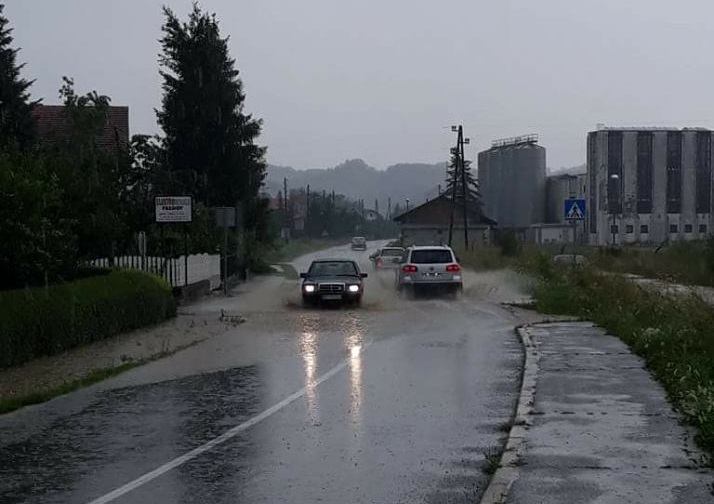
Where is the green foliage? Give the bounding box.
[0,362,138,415]
[0,150,76,288]
[498,230,522,257]
[586,241,714,287]
[445,151,481,211]
[157,4,266,208]
[0,3,37,149]
[534,267,714,455]
[0,270,175,369]
[41,78,129,259]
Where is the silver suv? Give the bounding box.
[396,245,463,297]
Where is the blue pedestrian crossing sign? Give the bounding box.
[564,198,586,221]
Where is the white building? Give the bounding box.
[588,127,714,246]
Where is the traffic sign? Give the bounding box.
[564,198,586,221]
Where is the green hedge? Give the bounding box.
[0,270,176,369]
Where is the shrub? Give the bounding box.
[0,270,175,369]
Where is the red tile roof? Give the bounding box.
[32,104,129,150]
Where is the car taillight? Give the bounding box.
[446,264,461,272]
[377,258,383,266]
[402,264,418,273]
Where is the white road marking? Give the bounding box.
[86,349,363,504]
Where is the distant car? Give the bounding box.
[396,245,462,298]
[370,246,406,270]
[300,259,368,306]
[351,236,367,251]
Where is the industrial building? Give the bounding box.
[477,134,546,231]
[545,172,587,224]
[587,127,714,246]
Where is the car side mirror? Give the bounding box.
[361,273,368,278]
[299,273,307,279]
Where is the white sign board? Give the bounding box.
[155,196,192,223]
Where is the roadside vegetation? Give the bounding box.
[0,270,175,369]
[0,362,138,415]
[530,258,714,458]
[584,240,714,287]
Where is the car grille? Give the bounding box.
[318,283,345,293]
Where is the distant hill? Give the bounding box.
[264,159,448,214]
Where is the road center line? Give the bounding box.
[86,351,359,504]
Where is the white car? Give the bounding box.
[396,245,463,297]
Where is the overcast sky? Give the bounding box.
[7,0,714,170]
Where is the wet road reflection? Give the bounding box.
[0,242,525,504]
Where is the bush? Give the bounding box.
[534,266,714,455]
[0,270,176,369]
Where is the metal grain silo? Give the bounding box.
[477,134,546,228]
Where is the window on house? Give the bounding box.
[669,224,678,233]
[685,224,693,233]
[640,225,649,234]
[610,225,619,234]
[700,224,708,234]
[626,225,634,234]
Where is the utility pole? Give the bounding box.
[459,125,470,250]
[447,125,470,249]
[448,145,458,247]
[306,184,310,237]
[283,177,289,240]
[387,197,392,220]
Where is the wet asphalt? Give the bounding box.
[0,242,523,504]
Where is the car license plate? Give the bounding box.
[322,294,342,300]
[424,272,440,277]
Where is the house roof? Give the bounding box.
[393,194,497,226]
[32,104,129,150]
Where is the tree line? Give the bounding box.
[0,4,269,289]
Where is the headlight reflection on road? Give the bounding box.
[346,317,364,430]
[299,330,319,424]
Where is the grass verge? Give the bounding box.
[0,335,209,416]
[0,361,138,415]
[532,263,714,458]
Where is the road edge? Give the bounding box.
[479,325,540,504]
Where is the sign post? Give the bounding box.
[155,196,193,286]
[564,198,586,260]
[215,207,237,296]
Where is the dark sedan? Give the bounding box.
[300,259,367,307]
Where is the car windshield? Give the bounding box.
[381,248,404,256]
[308,261,359,276]
[410,250,453,264]
[352,237,366,244]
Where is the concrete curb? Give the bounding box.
[479,325,540,504]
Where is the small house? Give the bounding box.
[393,195,496,249]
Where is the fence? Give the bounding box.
[88,254,221,289]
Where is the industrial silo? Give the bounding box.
[477,134,546,228]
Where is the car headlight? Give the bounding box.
[348,284,360,292]
[304,284,315,293]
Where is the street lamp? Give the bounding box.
[609,173,620,246]
[405,198,410,211]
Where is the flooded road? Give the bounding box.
[0,242,525,504]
